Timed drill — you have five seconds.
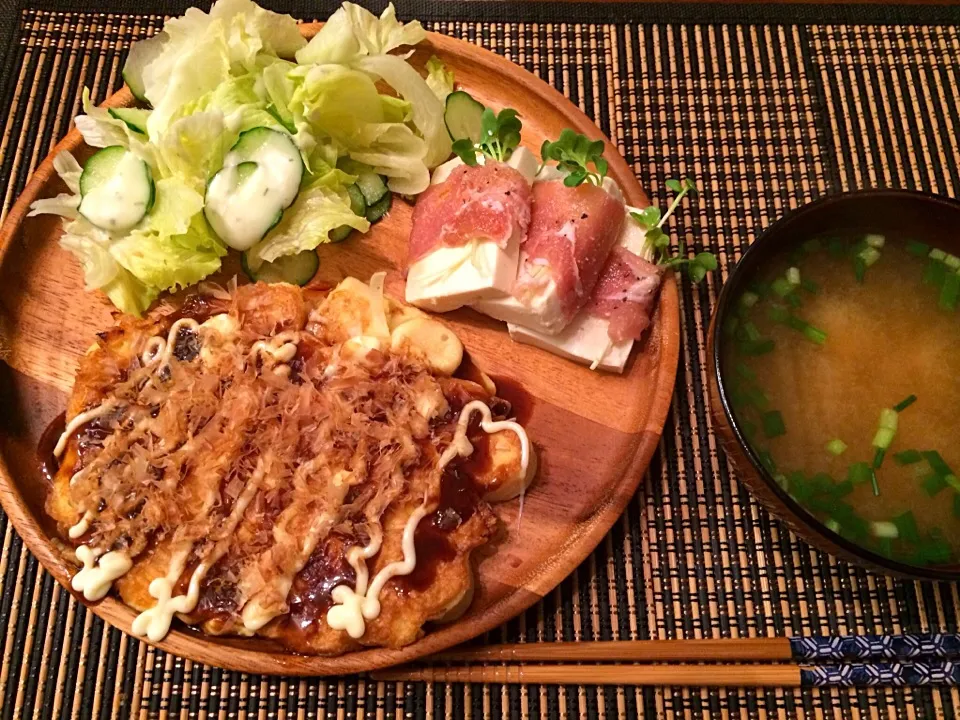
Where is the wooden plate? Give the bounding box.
[0,26,679,675]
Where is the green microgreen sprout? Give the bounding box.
[629,178,717,283]
[452,107,522,165]
[539,128,608,187]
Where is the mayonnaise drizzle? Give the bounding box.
[53,401,118,458]
[71,546,132,601]
[68,511,93,539]
[325,400,531,638]
[131,459,267,642]
[157,318,201,366]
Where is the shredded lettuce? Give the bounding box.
[247,180,370,268]
[425,56,454,101]
[30,0,454,315]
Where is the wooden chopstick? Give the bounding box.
[433,638,793,663]
[371,663,802,687]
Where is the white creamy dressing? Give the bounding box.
[324,400,531,639]
[157,318,201,366]
[77,152,152,232]
[204,145,301,251]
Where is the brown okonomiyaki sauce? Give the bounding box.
[38,412,65,485]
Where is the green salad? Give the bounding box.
[28,0,455,314]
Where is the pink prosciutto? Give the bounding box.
[515,180,625,324]
[407,162,532,263]
[586,247,663,342]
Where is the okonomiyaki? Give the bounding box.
[46,275,536,654]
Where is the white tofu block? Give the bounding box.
[471,275,566,335]
[508,316,633,373]
[405,239,520,312]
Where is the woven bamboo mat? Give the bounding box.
[2,2,960,718]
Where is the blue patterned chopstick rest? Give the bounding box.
[790,633,960,661]
[801,661,960,687]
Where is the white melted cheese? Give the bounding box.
[72,546,132,601]
[325,400,531,639]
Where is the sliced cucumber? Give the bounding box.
[241,249,319,286]
[356,172,388,206]
[337,157,374,176]
[365,193,392,224]
[265,104,296,134]
[122,31,168,105]
[108,107,150,135]
[329,185,367,243]
[204,128,303,251]
[78,146,154,232]
[444,90,485,143]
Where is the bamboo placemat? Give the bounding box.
[2,2,960,718]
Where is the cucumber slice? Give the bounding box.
[265,104,296,134]
[78,146,155,232]
[444,90,485,142]
[122,31,168,104]
[356,172,388,206]
[108,107,149,135]
[204,128,303,251]
[329,185,367,243]
[241,249,319,286]
[365,193,392,224]
[337,157,374,176]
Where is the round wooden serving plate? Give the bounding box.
[0,26,679,675]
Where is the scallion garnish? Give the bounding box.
[894,449,923,465]
[922,473,948,497]
[871,408,898,450]
[946,254,960,271]
[859,246,881,266]
[893,394,917,412]
[930,248,948,262]
[939,272,959,311]
[735,362,755,381]
[923,258,947,288]
[762,410,786,438]
[740,338,776,356]
[742,321,762,342]
[906,240,930,258]
[873,447,887,469]
[870,469,880,496]
[922,450,953,478]
[786,267,801,286]
[739,291,759,309]
[847,462,872,485]
[825,518,841,533]
[800,278,820,294]
[892,510,920,544]
[870,520,898,539]
[802,325,827,345]
[864,233,885,249]
[767,305,789,323]
[826,439,848,456]
[853,256,867,284]
[771,277,793,298]
[946,474,960,493]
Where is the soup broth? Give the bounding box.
[722,235,960,567]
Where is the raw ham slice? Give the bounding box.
[407,162,531,263]
[514,180,625,324]
[587,247,663,342]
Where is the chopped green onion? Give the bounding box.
[922,450,953,477]
[742,321,762,342]
[859,246,881,267]
[762,411,786,438]
[767,305,790,323]
[735,362,756,381]
[892,511,920,544]
[894,449,923,465]
[739,291,759,309]
[923,259,947,288]
[786,267,801,286]
[771,277,793,298]
[930,248,948,262]
[864,233,885,248]
[872,428,895,449]
[826,439,848,456]
[873,447,887,469]
[803,325,827,345]
[871,520,899,539]
[786,293,802,309]
[870,469,880,496]
[906,241,930,258]
[800,278,820,294]
[824,518,841,533]
[914,535,952,565]
[893,395,917,412]
[939,272,959,311]
[833,479,854,498]
[854,256,867,283]
[879,408,899,429]
[946,474,960,493]
[744,386,769,409]
[827,238,847,257]
[740,339,776,356]
[922,473,949,497]
[847,462,873,485]
[871,408,898,449]
[946,254,960,271]
[802,239,822,253]
[740,419,757,438]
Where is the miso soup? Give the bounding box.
[722,235,960,567]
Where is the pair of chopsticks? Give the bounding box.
[370,634,960,687]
